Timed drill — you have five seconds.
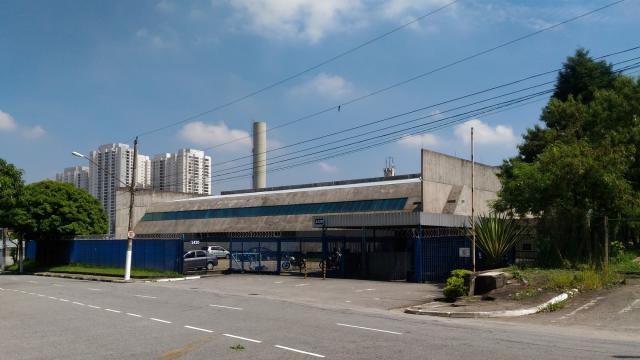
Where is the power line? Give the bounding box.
[213,54,640,175]
[132,0,460,139]
[211,63,640,184]
[188,0,627,153]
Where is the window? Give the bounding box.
[142,197,408,221]
[184,251,195,259]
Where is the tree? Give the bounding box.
[496,49,640,266]
[0,158,24,228]
[10,180,108,241]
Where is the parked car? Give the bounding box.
[202,245,230,259]
[183,250,218,272]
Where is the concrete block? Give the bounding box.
[475,271,506,294]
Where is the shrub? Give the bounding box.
[450,269,471,278]
[443,276,467,301]
[471,213,525,268]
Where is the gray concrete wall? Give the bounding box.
[115,188,204,238]
[421,149,500,216]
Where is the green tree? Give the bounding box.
[0,158,24,228]
[10,180,108,241]
[496,49,640,265]
[472,213,526,268]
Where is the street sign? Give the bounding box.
[127,230,136,239]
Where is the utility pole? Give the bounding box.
[2,228,6,271]
[471,127,476,273]
[124,136,138,281]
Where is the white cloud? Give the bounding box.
[380,0,454,23]
[289,73,354,99]
[454,119,516,146]
[318,161,338,173]
[398,133,440,147]
[21,125,46,140]
[228,0,364,43]
[179,121,251,152]
[135,28,174,49]
[156,0,175,13]
[0,110,46,140]
[0,110,17,131]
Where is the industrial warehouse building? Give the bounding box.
[133,149,503,281]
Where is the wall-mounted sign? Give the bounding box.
[313,217,325,228]
[459,247,471,258]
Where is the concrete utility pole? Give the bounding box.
[124,136,138,281]
[471,127,476,273]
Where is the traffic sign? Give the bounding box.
[127,230,136,239]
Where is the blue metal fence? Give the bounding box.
[420,236,476,282]
[31,239,183,273]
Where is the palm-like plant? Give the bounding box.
[471,213,525,268]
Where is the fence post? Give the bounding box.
[322,227,327,280]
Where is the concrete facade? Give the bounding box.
[151,149,212,195]
[114,188,204,238]
[421,149,500,216]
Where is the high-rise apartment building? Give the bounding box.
[55,166,90,192]
[89,143,151,235]
[152,149,211,195]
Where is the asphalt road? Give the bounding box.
[0,274,638,359]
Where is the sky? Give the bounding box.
[1,0,639,193]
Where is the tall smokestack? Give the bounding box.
[252,121,267,189]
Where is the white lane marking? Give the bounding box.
[336,323,402,335]
[355,288,376,292]
[274,281,283,284]
[105,309,121,313]
[559,296,604,320]
[295,284,309,287]
[52,284,63,287]
[87,305,101,309]
[184,325,214,333]
[0,287,4,290]
[150,318,172,324]
[223,334,262,343]
[59,298,70,302]
[18,290,26,293]
[126,313,142,318]
[619,299,640,314]
[72,302,85,306]
[345,300,351,303]
[48,296,58,300]
[274,345,325,358]
[27,292,36,295]
[27,280,38,284]
[37,294,45,297]
[134,295,157,299]
[87,288,102,291]
[209,304,243,311]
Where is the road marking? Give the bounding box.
[48,296,58,300]
[0,287,4,290]
[87,288,102,291]
[295,284,309,287]
[274,345,325,358]
[345,300,351,303]
[619,299,640,314]
[27,292,36,295]
[223,334,262,343]
[18,290,26,293]
[336,323,402,335]
[126,313,142,318]
[150,318,171,324]
[87,305,101,309]
[37,294,45,297]
[59,298,70,302]
[274,281,283,284]
[52,284,63,287]
[559,296,604,320]
[134,295,157,299]
[72,302,85,306]
[355,288,376,292]
[184,325,214,333]
[209,304,243,311]
[105,309,121,313]
[27,280,38,284]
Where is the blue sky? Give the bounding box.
[1,0,639,193]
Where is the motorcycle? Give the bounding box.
[281,254,306,270]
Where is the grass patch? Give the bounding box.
[230,344,245,351]
[512,288,542,300]
[611,251,640,274]
[6,259,38,272]
[45,263,181,278]
[542,299,568,312]
[507,266,623,292]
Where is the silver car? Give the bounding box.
[184,250,218,272]
[202,246,230,259]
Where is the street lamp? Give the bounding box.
[72,137,139,281]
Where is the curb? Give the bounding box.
[33,272,131,283]
[148,272,224,283]
[405,289,578,318]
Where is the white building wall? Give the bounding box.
[55,166,90,192]
[151,149,211,195]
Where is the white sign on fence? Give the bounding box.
[459,247,471,258]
